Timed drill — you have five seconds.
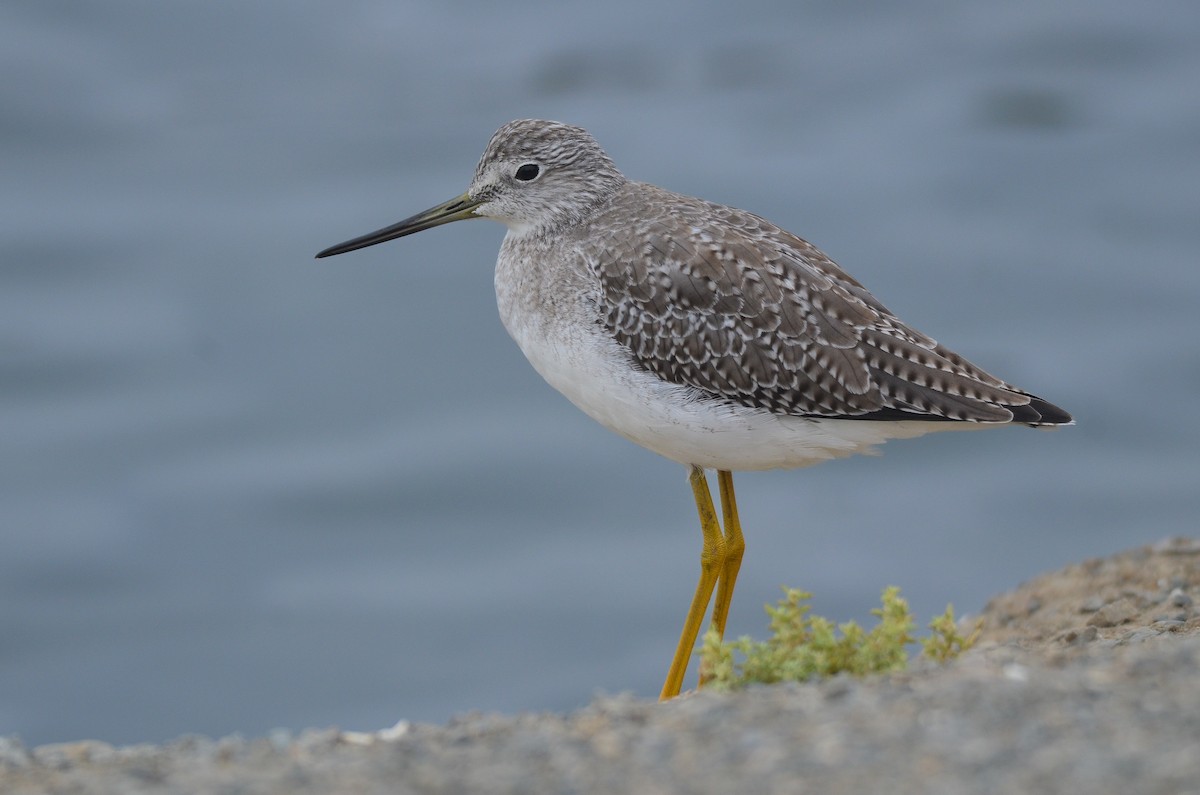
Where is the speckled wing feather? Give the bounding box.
[589,184,1068,425]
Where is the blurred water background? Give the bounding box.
[3,1,1198,746]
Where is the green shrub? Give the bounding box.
[699,587,981,690]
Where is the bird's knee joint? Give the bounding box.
[700,539,728,571]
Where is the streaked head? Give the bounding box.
[316,119,626,258]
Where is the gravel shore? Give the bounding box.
[4,537,1198,795]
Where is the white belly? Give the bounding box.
[501,304,970,471]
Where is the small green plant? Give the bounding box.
[921,603,983,663]
[699,586,981,691]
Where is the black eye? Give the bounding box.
[514,163,540,181]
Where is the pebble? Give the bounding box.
[1152,619,1185,628]
[267,729,293,751]
[1169,588,1192,609]
[1117,627,1165,645]
[1086,598,1139,628]
[1059,626,1099,645]
[376,720,411,742]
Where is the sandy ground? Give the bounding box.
[3,537,1198,795]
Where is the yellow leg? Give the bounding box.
[697,470,745,688]
[709,472,745,641]
[659,466,726,700]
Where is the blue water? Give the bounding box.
[3,1,1198,746]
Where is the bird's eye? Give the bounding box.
[514,163,541,181]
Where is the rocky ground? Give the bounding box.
[3,537,1198,795]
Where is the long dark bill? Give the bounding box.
[315,192,481,258]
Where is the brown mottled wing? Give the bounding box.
[588,187,1066,424]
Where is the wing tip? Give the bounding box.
[1010,395,1073,427]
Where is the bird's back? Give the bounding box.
[579,181,1071,428]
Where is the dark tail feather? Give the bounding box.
[1009,395,1073,426]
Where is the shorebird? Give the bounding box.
[316,119,1072,699]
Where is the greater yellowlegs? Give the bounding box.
[316,119,1072,699]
